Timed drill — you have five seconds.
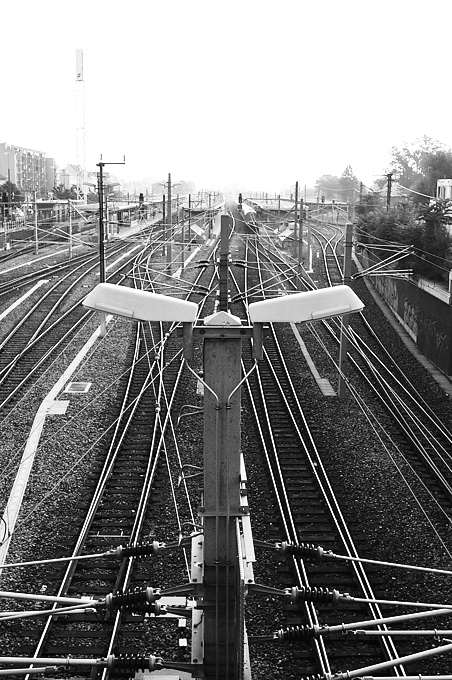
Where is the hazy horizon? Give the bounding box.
[2,0,451,195]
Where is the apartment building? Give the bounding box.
[0,142,56,198]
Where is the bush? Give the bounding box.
[355,197,452,285]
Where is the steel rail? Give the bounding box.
[308,227,452,506]
[232,235,333,676]
[18,217,224,678]
[0,241,131,297]
[0,247,149,410]
[231,226,404,675]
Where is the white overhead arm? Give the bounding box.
[82,283,198,322]
[248,285,364,324]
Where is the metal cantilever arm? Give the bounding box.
[184,360,219,407]
[226,360,258,407]
[176,404,203,428]
[177,464,203,488]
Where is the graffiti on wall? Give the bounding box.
[418,316,450,361]
[403,298,418,341]
[360,249,452,375]
[374,276,399,313]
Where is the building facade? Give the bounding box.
[0,142,56,198]
[437,178,452,201]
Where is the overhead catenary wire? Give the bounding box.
[2,201,448,668]
[306,320,452,561]
[395,182,436,200]
[0,314,163,484]
[0,327,178,549]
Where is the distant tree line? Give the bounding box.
[315,165,360,202]
[381,135,452,202]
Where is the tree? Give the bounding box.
[315,174,341,200]
[315,167,360,202]
[386,136,448,189]
[338,165,359,201]
[411,150,452,204]
[0,180,22,203]
[53,183,78,200]
[355,194,452,283]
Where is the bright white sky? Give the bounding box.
[3,0,452,195]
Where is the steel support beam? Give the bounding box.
[197,321,247,679]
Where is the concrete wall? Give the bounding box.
[358,248,452,376]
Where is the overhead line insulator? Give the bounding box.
[286,586,342,605]
[104,587,161,610]
[279,541,326,560]
[114,541,162,559]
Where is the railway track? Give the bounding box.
[2,206,452,678]
[242,215,452,675]
[226,221,406,677]
[253,220,452,530]
[16,317,188,672]
[0,228,221,676]
[310,225,452,529]
[0,237,166,410]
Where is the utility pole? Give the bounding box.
[159,173,180,266]
[167,172,172,264]
[297,198,303,290]
[208,192,212,238]
[7,167,11,214]
[180,202,185,271]
[196,228,247,676]
[386,172,393,211]
[162,195,166,256]
[97,165,106,283]
[338,222,354,398]
[293,181,298,259]
[97,156,125,283]
[188,193,192,251]
[68,199,73,259]
[34,191,38,255]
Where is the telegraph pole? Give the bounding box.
[68,199,73,259]
[293,181,298,260]
[208,192,212,239]
[162,195,166,256]
[167,172,172,264]
[188,193,192,250]
[386,172,393,211]
[97,156,125,283]
[180,201,185,270]
[34,191,38,255]
[159,173,180,265]
[297,198,303,290]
